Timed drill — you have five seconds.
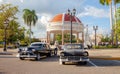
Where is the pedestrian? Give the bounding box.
[54,41,59,55]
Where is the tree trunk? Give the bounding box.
[29,24,31,44]
[110,1,114,46]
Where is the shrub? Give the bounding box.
[93,45,119,49]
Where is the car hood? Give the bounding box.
[27,46,41,50]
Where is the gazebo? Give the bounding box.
[46,13,84,45]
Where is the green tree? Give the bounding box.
[23,9,38,44]
[0,4,18,23]
[0,4,19,43]
[114,8,120,41]
[114,0,120,45]
[99,0,120,45]
[101,35,111,42]
[100,0,112,5]
[55,34,76,44]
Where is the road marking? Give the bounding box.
[88,61,98,67]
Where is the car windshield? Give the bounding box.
[64,44,83,50]
[31,44,42,47]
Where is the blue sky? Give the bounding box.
[0,0,113,38]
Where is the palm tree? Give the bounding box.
[100,0,112,5]
[23,9,38,44]
[100,0,120,46]
[113,0,120,46]
[99,0,113,45]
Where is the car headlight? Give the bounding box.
[60,52,65,56]
[32,49,36,52]
[83,52,88,56]
[23,48,28,51]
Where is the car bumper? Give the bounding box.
[19,52,37,58]
[19,55,37,58]
[59,56,89,62]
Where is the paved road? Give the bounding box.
[0,55,120,74]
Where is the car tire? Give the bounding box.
[47,51,52,57]
[19,57,24,60]
[83,61,87,65]
[35,53,41,61]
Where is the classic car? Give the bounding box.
[18,42,54,60]
[59,44,89,65]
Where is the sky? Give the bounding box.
[0,0,114,38]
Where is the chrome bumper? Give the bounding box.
[59,56,89,62]
[19,52,37,58]
[19,55,37,58]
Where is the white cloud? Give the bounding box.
[0,0,3,2]
[20,0,23,3]
[77,6,109,18]
[30,13,52,38]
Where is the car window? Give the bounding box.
[31,44,42,47]
[64,44,83,49]
[43,44,47,49]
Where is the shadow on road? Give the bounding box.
[40,56,59,62]
[91,59,120,67]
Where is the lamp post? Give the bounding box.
[93,26,98,47]
[67,8,76,44]
[3,19,9,52]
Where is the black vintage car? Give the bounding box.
[18,42,54,60]
[59,44,89,65]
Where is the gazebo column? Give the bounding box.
[53,33,56,43]
[47,31,49,43]
[62,30,64,45]
[82,32,84,44]
[77,32,79,43]
[47,31,51,44]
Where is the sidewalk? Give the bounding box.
[88,49,120,60]
[0,48,18,55]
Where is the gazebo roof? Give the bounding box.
[47,13,84,33]
[50,13,81,23]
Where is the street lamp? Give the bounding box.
[3,19,9,52]
[93,26,98,47]
[67,8,76,44]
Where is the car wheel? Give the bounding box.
[35,53,41,61]
[19,57,24,60]
[47,51,52,57]
[83,61,87,65]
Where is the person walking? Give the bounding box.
[54,41,59,55]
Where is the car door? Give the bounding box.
[43,44,48,53]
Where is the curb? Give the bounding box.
[0,52,13,55]
[89,56,120,60]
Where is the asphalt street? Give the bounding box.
[0,55,120,74]
[0,48,120,74]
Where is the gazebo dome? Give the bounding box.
[47,13,84,32]
[50,13,82,23]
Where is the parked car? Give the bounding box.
[18,42,54,60]
[59,44,89,65]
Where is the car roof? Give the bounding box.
[64,43,83,45]
[31,42,47,44]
